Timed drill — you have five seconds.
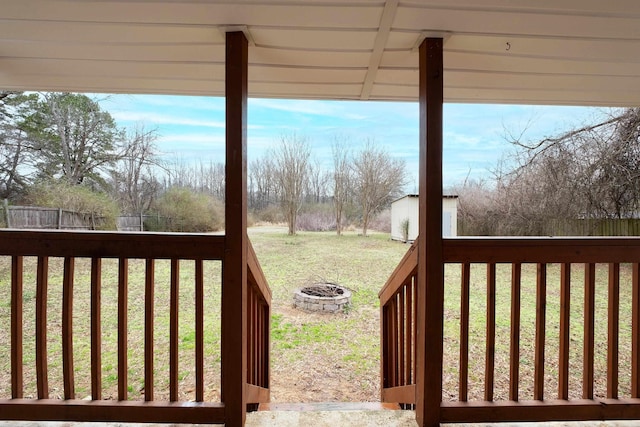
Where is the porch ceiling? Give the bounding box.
[2,0,640,106]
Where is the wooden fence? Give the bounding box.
[545,219,640,236]
[1,203,165,232]
[2,202,105,230]
[116,215,169,232]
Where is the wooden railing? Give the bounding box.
[0,229,270,425]
[382,236,640,424]
[246,240,271,404]
[379,240,418,406]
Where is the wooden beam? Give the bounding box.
[441,398,640,423]
[36,256,49,399]
[442,237,640,264]
[382,384,416,404]
[62,257,75,400]
[0,229,225,260]
[0,399,225,424]
[222,30,249,427]
[360,0,398,99]
[559,263,571,400]
[91,257,102,400]
[534,263,547,400]
[10,256,23,399]
[416,37,444,427]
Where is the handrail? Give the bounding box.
[248,238,272,304]
[246,237,271,404]
[0,229,225,259]
[381,235,640,423]
[440,236,640,423]
[443,236,640,263]
[379,239,417,305]
[380,239,419,406]
[0,229,270,425]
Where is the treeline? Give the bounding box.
[454,108,640,236]
[1,91,407,234]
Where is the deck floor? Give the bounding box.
[1,417,640,427]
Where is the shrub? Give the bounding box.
[153,187,223,232]
[26,180,119,229]
[368,208,392,233]
[297,210,336,232]
[253,204,285,224]
[400,217,410,242]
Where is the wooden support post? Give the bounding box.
[222,30,249,427]
[416,37,444,427]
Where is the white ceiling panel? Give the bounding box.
[2,0,640,105]
[251,28,377,51]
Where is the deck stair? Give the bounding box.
[246,402,418,426]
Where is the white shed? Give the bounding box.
[390,194,458,242]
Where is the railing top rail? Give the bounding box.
[0,229,225,260]
[379,239,418,305]
[247,237,272,304]
[444,236,640,263]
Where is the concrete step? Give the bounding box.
[246,402,418,427]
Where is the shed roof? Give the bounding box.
[2,1,640,106]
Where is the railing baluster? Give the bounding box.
[258,296,263,386]
[559,263,571,400]
[254,293,259,386]
[510,263,521,401]
[263,301,270,388]
[11,255,24,399]
[460,262,470,402]
[62,257,75,400]
[583,263,595,399]
[406,279,414,386]
[170,258,179,402]
[257,295,262,386]
[608,263,620,399]
[118,258,128,401]
[144,259,155,401]
[252,289,262,385]
[195,259,204,402]
[91,257,102,400]
[399,286,406,386]
[381,305,388,389]
[390,296,398,387]
[485,263,496,402]
[632,263,640,398]
[412,276,417,388]
[534,263,547,401]
[36,255,49,399]
[247,287,255,385]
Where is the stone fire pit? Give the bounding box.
[293,283,351,313]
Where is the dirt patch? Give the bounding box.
[268,305,380,403]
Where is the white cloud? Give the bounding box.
[112,111,226,128]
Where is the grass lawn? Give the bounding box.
[0,227,635,403]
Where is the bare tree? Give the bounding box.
[112,125,162,213]
[249,156,277,211]
[352,140,407,236]
[273,134,311,235]
[505,108,640,221]
[332,139,351,235]
[306,157,329,204]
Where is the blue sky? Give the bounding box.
[100,94,612,190]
